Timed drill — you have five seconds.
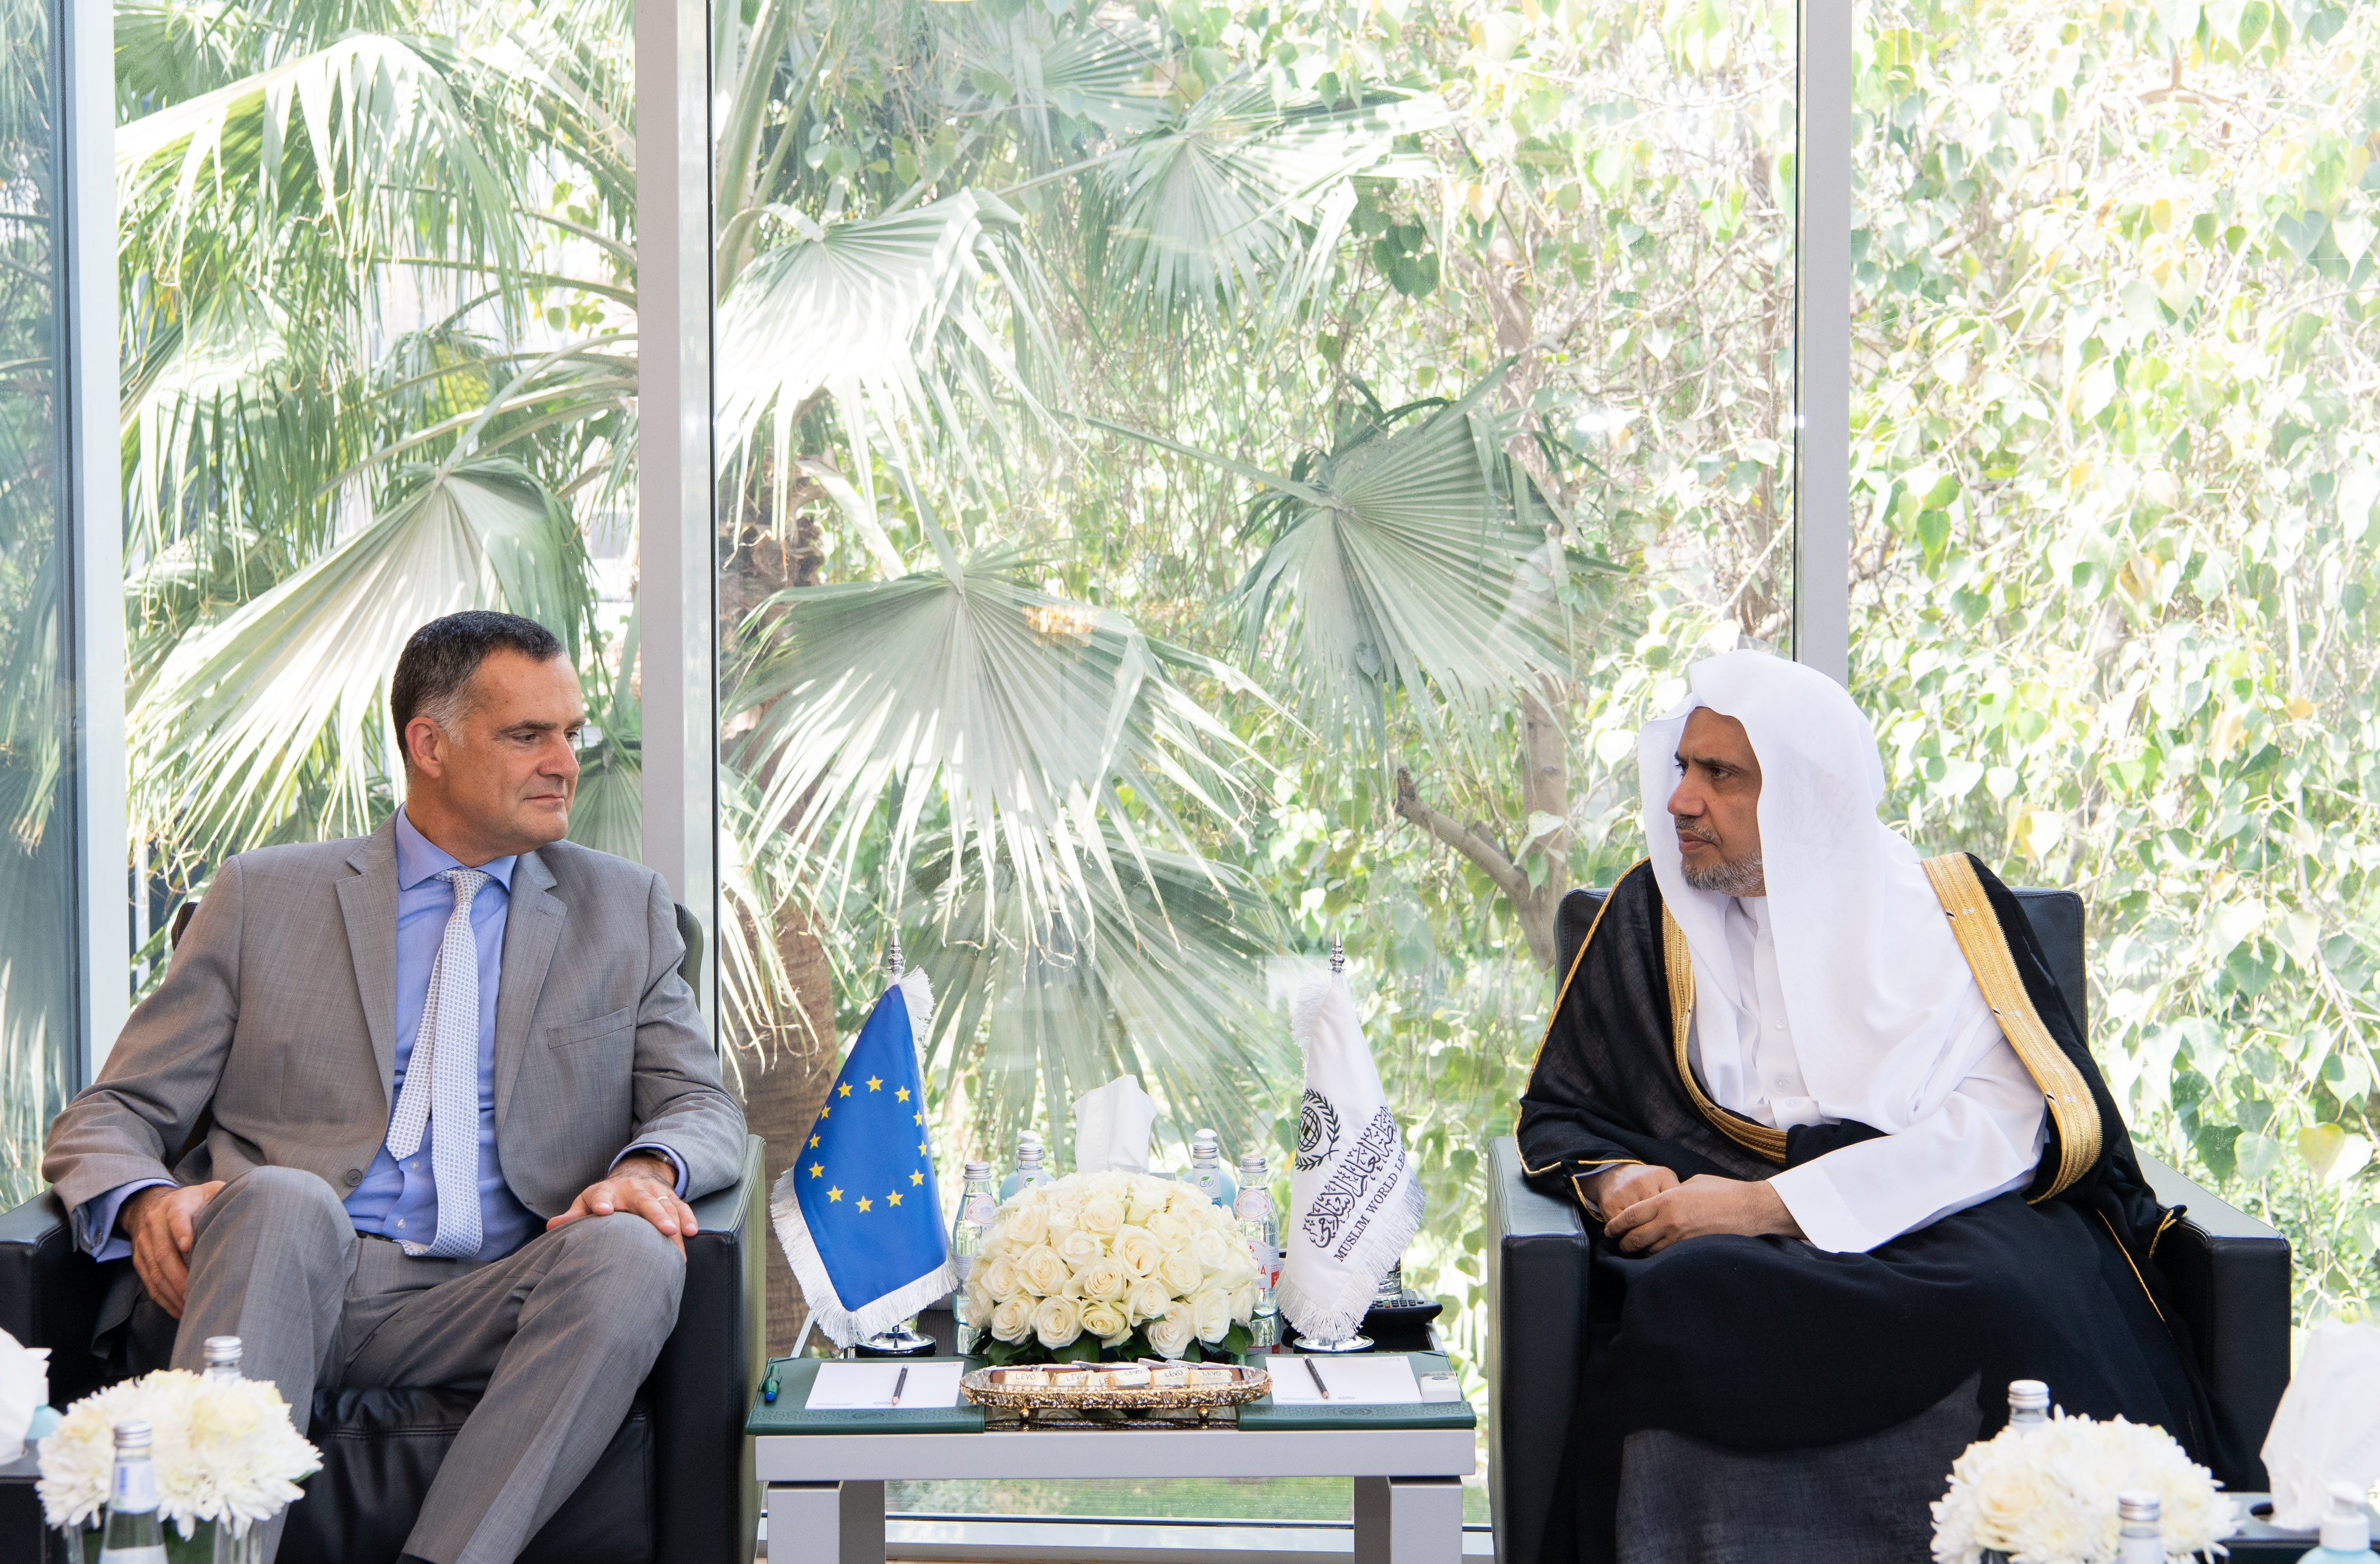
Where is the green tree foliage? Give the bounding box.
[1848,0,2380,1322]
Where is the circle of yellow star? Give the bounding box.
[866,1076,883,1092]
[809,1163,823,1178]
[837,1082,852,1098]
[909,1171,924,1186]
[895,1087,911,1102]
[809,1134,821,1149]
[912,1113,924,1125]
[827,1186,843,1203]
[856,1197,873,1213]
[887,1191,904,1206]
[917,1141,930,1156]
[819,1104,830,1119]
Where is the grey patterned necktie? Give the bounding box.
[385,867,490,1259]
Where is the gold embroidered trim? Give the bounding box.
[1569,1160,1644,1221]
[2148,1207,2180,1258]
[1920,853,2103,1201]
[1515,862,1641,1171]
[2095,1210,2166,1323]
[1661,904,1788,1164]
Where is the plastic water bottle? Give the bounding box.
[1184,1129,1236,1206]
[998,1132,1048,1200]
[98,1420,168,1563]
[949,1163,996,1349]
[2006,1378,2051,1429]
[2297,1483,2380,1562]
[2117,1491,2162,1564]
[202,1335,243,1384]
[1233,1152,1280,1320]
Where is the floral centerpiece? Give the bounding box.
[39,1369,321,1557]
[1931,1409,2235,1563]
[964,1171,1261,1363]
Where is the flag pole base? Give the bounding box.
[1294,1330,1374,1354]
[855,1322,937,1357]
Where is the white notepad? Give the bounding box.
[804,1360,967,1410]
[1268,1354,1424,1405]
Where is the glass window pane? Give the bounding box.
[117,0,639,974]
[0,0,77,1208]
[714,0,1791,1524]
[1853,1,2380,1315]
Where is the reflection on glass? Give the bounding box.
[1854,0,2380,1318]
[0,0,76,1208]
[114,0,639,991]
[709,0,1795,1379]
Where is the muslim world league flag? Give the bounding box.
[769,969,954,1346]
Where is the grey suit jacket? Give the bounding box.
[44,820,747,1223]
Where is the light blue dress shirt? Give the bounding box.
[75,808,686,1264]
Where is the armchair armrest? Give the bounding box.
[2140,1154,2290,1490]
[647,1133,766,1564]
[1488,1138,1593,1564]
[0,1190,117,1405]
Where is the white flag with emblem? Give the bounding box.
[1275,969,1425,1343]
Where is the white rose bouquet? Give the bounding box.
[965,1171,1261,1364]
[38,1369,321,1543]
[1931,1409,2235,1563]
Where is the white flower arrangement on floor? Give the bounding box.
[965,1171,1260,1364]
[38,1369,321,1540]
[1931,1408,2235,1563]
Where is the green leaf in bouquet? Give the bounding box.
[1052,1337,1101,1364]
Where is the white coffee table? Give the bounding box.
[756,1421,1473,1564]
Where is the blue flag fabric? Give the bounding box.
[768,971,954,1345]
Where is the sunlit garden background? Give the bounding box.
[0,0,2375,1518]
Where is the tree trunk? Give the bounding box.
[735,905,838,1357]
[1392,679,1571,973]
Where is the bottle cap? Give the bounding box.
[1017,1130,1043,1150]
[963,1161,991,1180]
[113,1420,153,1451]
[202,1335,242,1366]
[1237,1152,1267,1175]
[2322,1482,2371,1553]
[2006,1379,2049,1414]
[2116,1490,2160,1527]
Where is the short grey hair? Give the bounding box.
[390,611,562,770]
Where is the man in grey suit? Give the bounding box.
[43,611,747,1564]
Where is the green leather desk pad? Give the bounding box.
[747,1351,1474,1435]
[745,1357,987,1436]
[1237,1351,1476,1432]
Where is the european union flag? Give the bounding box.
[769,970,953,1346]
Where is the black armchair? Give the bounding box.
[1486,883,2292,1564]
[0,901,759,1564]
[0,1132,764,1564]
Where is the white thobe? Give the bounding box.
[1689,896,2048,1254]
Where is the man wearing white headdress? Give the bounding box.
[1516,651,2240,1564]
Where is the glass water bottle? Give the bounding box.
[2117,1491,2162,1564]
[949,1162,996,1350]
[199,1338,266,1564]
[1184,1129,1236,1206]
[998,1132,1048,1200]
[2006,1378,2051,1429]
[1233,1152,1280,1344]
[98,1420,168,1564]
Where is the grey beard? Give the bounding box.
[1682,849,1766,897]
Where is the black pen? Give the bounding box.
[1304,1358,1331,1400]
[889,1365,909,1407]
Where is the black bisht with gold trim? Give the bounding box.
[1515,853,2246,1527]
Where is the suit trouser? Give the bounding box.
[168,1165,684,1564]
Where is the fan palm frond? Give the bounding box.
[959,10,1170,170]
[715,190,1058,533]
[901,830,1289,1163]
[727,547,1271,945]
[128,458,589,860]
[1087,373,1571,754]
[1096,80,1446,322]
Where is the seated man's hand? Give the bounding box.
[547,1154,696,1257]
[122,1181,225,1319]
[1603,1174,1802,1255]
[1582,1163,1677,1219]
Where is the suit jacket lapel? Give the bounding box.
[336,823,403,1112]
[495,849,565,1125]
